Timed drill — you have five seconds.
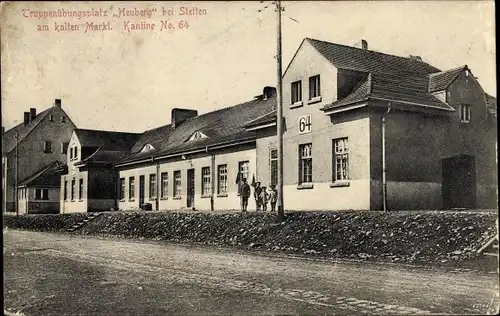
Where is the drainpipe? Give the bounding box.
[206,146,215,211]
[15,130,19,216]
[382,103,391,212]
[156,162,160,211]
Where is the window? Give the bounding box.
[149,174,157,198]
[161,172,168,198]
[173,171,181,197]
[79,179,84,200]
[129,177,135,199]
[309,75,321,99]
[202,167,211,196]
[119,178,125,200]
[333,138,349,181]
[71,179,75,200]
[270,149,278,187]
[74,147,78,159]
[35,188,49,200]
[49,115,54,122]
[70,148,73,159]
[238,161,250,183]
[291,80,302,104]
[64,180,67,200]
[299,143,312,184]
[460,104,471,123]
[218,164,228,194]
[61,116,66,123]
[61,142,69,154]
[43,141,52,153]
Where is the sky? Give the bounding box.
[1,1,496,132]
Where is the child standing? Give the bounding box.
[259,186,268,212]
[269,185,277,212]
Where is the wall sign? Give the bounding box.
[298,114,312,134]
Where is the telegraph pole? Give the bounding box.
[276,0,285,221]
[15,130,19,216]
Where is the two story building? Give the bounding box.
[60,129,140,213]
[2,99,76,213]
[246,38,497,211]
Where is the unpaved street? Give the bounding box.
[4,230,498,315]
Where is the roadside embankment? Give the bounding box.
[4,210,497,265]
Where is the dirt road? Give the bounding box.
[4,229,498,315]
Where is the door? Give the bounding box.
[187,169,195,208]
[139,175,145,207]
[442,155,476,209]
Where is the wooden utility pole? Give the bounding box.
[276,0,285,220]
[15,130,19,216]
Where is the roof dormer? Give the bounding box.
[140,143,155,153]
[188,131,208,142]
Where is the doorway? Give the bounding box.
[139,175,145,207]
[442,155,476,209]
[187,169,195,208]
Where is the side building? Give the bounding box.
[246,38,497,210]
[114,87,276,211]
[2,99,76,214]
[60,129,140,213]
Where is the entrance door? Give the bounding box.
[139,175,145,207]
[442,155,476,209]
[187,169,195,208]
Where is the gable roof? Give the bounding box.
[19,161,63,187]
[119,95,276,165]
[74,129,141,151]
[2,107,53,154]
[305,38,441,75]
[428,65,467,92]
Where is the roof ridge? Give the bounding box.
[305,37,432,65]
[429,65,467,77]
[76,128,141,135]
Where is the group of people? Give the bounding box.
[238,178,277,212]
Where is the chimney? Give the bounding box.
[361,39,368,50]
[263,86,277,100]
[55,99,62,108]
[23,112,30,125]
[409,55,422,61]
[29,108,36,122]
[171,108,198,129]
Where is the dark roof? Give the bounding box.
[19,161,63,187]
[244,110,277,128]
[305,38,441,75]
[321,72,453,111]
[75,129,141,151]
[120,95,276,164]
[485,93,497,116]
[428,65,466,92]
[2,107,53,154]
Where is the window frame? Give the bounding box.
[129,177,135,199]
[149,174,157,199]
[291,80,302,104]
[79,178,84,200]
[309,75,321,99]
[270,149,278,187]
[238,161,250,183]
[333,138,349,182]
[201,167,211,196]
[119,178,125,200]
[298,143,313,184]
[173,171,182,197]
[160,172,168,198]
[43,141,52,153]
[217,164,228,194]
[460,104,471,123]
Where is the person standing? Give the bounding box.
[254,182,262,211]
[240,178,251,212]
[269,185,277,212]
[260,186,268,212]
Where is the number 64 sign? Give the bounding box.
[298,114,312,134]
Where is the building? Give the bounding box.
[246,38,497,210]
[115,88,276,211]
[2,99,76,213]
[17,161,64,214]
[60,129,141,213]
